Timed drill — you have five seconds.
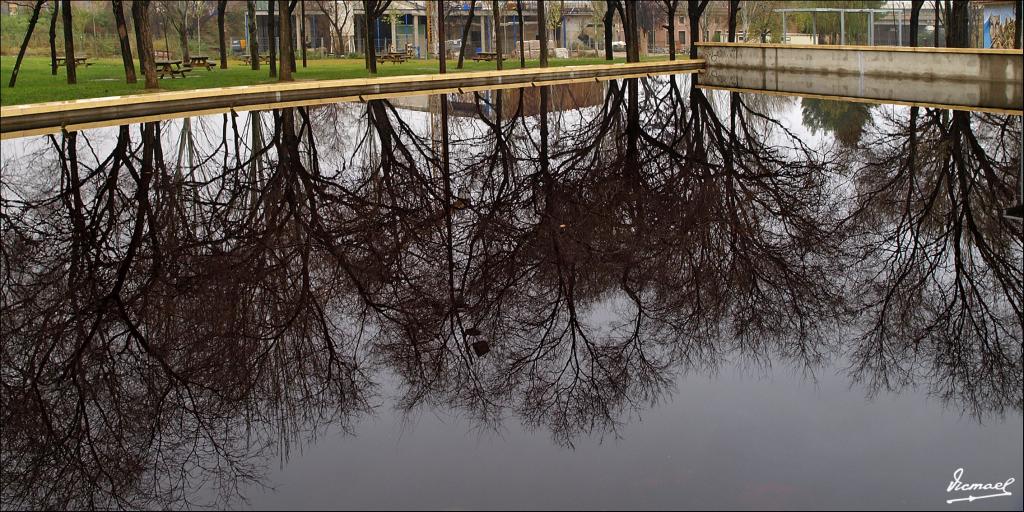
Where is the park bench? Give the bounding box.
[187,55,216,71]
[472,51,501,62]
[241,54,271,65]
[56,56,91,67]
[376,52,409,64]
[156,60,192,79]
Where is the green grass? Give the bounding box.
[0,55,665,106]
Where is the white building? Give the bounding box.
[351,1,599,59]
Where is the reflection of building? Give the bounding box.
[250,0,331,52]
[647,3,731,52]
[454,81,607,118]
[1,1,18,16]
[352,1,430,57]
[390,81,606,118]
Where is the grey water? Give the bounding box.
[1,74,1021,510]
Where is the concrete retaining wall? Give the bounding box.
[697,43,1023,83]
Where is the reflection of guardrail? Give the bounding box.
[0,59,704,139]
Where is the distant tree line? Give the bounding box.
[6,0,303,88]
[6,0,1019,90]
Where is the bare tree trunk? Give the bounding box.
[269,0,278,77]
[342,8,350,53]
[112,0,136,83]
[218,0,228,68]
[339,4,349,53]
[279,0,294,80]
[947,0,968,48]
[438,0,446,72]
[365,0,377,73]
[910,0,923,46]
[457,0,476,69]
[61,0,76,85]
[538,0,548,67]
[604,1,614,60]
[687,0,708,59]
[666,1,677,60]
[516,0,525,67]
[559,0,565,49]
[248,0,260,69]
[934,0,940,46]
[623,0,639,62]
[301,0,308,67]
[326,6,346,55]
[49,0,59,75]
[178,11,191,64]
[494,0,503,70]
[288,0,297,72]
[159,13,166,54]
[132,1,158,89]
[727,0,739,42]
[8,0,45,88]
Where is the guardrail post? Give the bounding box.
[841,11,845,44]
[869,11,874,45]
[782,11,787,43]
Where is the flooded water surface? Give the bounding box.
[1,75,1021,510]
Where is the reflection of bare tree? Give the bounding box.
[1,117,372,509]
[845,106,1023,416]
[351,79,851,446]
[2,77,1021,507]
[624,78,850,362]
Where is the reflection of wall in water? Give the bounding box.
[388,82,606,120]
[487,81,605,119]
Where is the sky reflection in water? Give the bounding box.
[1,74,1021,510]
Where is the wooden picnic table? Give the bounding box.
[376,52,409,64]
[156,60,191,79]
[188,55,215,71]
[241,54,271,65]
[472,51,501,62]
[56,56,91,66]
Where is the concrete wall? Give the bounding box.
[696,43,1023,83]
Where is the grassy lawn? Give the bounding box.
[0,55,665,107]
